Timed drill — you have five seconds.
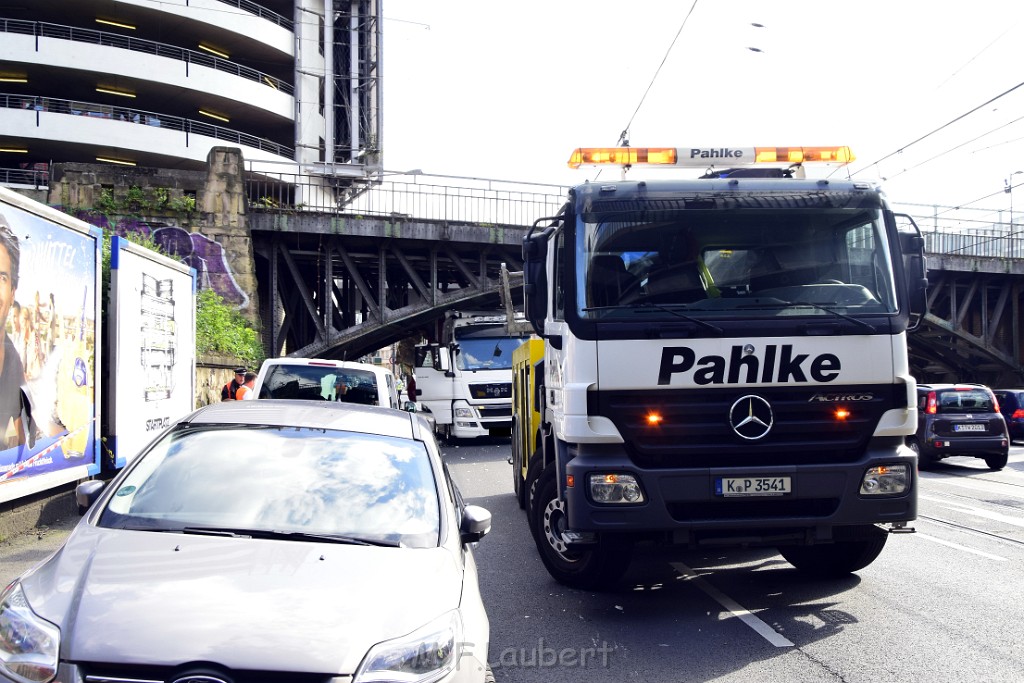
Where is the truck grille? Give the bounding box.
[591,383,904,468]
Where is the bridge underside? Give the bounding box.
[251,215,526,360]
[251,212,1024,388]
[910,268,1024,387]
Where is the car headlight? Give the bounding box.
[354,610,463,683]
[0,583,60,683]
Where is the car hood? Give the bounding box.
[22,523,464,674]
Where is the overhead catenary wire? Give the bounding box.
[849,79,1024,179]
[616,0,700,147]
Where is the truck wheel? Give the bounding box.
[778,526,887,577]
[984,451,1008,470]
[531,467,633,590]
[511,419,525,508]
[906,437,935,470]
[524,455,544,528]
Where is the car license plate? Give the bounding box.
[716,476,791,497]
[953,424,985,432]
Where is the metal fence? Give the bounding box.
[212,0,293,30]
[0,167,47,189]
[0,18,293,95]
[1,93,294,158]
[246,170,569,227]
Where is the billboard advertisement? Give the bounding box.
[108,237,195,468]
[0,187,102,502]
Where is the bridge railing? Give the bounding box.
[246,170,569,227]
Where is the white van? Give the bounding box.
[253,358,401,409]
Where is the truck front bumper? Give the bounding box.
[563,439,916,543]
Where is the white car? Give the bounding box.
[0,400,492,682]
[253,357,401,409]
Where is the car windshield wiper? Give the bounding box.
[181,526,401,547]
[738,300,875,332]
[583,303,723,334]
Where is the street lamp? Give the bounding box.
[1005,170,1023,229]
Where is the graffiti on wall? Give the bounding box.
[75,213,250,309]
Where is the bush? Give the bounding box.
[196,288,265,369]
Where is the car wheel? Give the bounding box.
[530,466,633,590]
[984,451,1008,470]
[778,526,888,577]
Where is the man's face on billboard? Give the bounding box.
[0,242,14,329]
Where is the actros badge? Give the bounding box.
[729,395,774,440]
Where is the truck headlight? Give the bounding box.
[860,464,910,495]
[354,610,462,683]
[589,473,645,504]
[454,407,476,419]
[0,583,60,683]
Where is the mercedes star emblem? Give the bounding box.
[729,394,774,440]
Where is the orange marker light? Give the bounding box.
[646,412,663,426]
[566,474,575,488]
[834,407,851,421]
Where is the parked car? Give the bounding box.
[909,383,1009,470]
[254,357,401,409]
[992,388,1024,443]
[0,400,492,683]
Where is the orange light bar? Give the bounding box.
[568,147,677,169]
[753,146,856,164]
[568,145,854,169]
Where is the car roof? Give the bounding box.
[259,358,393,375]
[183,400,416,439]
[917,383,991,391]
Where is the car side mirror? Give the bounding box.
[75,479,106,514]
[460,505,492,543]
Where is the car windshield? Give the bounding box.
[98,426,441,548]
[260,365,382,405]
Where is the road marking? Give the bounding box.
[920,493,1024,528]
[912,531,1008,561]
[671,562,794,647]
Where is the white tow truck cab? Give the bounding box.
[514,145,929,589]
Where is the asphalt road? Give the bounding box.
[445,439,1024,683]
[3,442,1023,683]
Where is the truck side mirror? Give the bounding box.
[896,215,929,331]
[523,229,550,335]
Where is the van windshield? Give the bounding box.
[259,365,382,405]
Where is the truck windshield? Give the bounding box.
[576,199,898,319]
[454,332,530,371]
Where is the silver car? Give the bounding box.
[0,400,492,683]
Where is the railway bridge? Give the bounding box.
[246,171,1024,386]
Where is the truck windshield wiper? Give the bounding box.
[584,303,723,334]
[739,300,875,332]
[181,526,401,547]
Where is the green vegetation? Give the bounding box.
[196,288,265,370]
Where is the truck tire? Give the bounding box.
[984,451,1008,470]
[511,418,525,508]
[524,454,544,529]
[906,437,936,470]
[531,467,633,590]
[777,526,887,577]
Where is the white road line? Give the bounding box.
[912,531,1009,561]
[671,562,794,647]
[919,494,1024,528]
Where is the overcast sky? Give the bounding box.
[381,1,1024,229]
